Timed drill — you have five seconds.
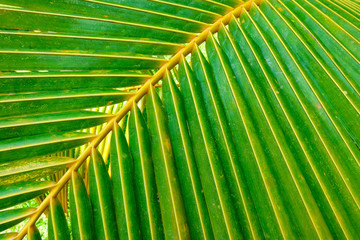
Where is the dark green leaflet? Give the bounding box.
[128,104,164,240]
[178,56,243,240]
[192,45,263,240]
[48,197,70,240]
[110,123,141,240]
[0,208,36,232]
[0,70,149,93]
[0,181,54,210]
[146,85,190,239]
[0,8,192,44]
[88,148,119,240]
[162,70,214,240]
[0,132,93,164]
[0,0,205,34]
[70,171,95,240]
[0,111,111,140]
[0,89,132,117]
[1,0,360,239]
[28,226,42,240]
[0,157,75,185]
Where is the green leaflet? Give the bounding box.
[110,123,141,240]
[0,156,75,185]
[234,7,352,238]
[87,0,223,23]
[239,2,360,237]
[48,197,70,240]
[0,52,166,71]
[0,8,193,44]
[162,70,214,240]
[0,32,181,56]
[88,148,119,240]
[0,70,149,94]
[0,232,17,240]
[0,111,112,140]
[0,207,35,232]
[70,171,95,240]
[1,0,360,239]
[0,181,54,210]
[0,89,132,117]
[178,56,243,240]
[191,45,264,240]
[307,0,360,31]
[288,0,360,60]
[146,85,190,239]
[28,226,41,240]
[263,0,360,148]
[0,132,93,164]
[208,30,312,238]
[218,16,327,238]
[128,104,164,240]
[0,0,205,34]
[272,0,360,98]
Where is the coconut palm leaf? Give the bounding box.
[0,0,359,239]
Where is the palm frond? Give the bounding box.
[0,0,359,239]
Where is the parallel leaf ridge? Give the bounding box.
[0,0,359,239]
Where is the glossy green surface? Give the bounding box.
[28,226,41,240]
[0,208,36,232]
[178,57,243,240]
[0,89,132,117]
[146,85,190,239]
[162,71,214,240]
[48,197,70,240]
[0,131,93,163]
[148,0,229,17]
[0,111,111,140]
[110,123,141,240]
[70,171,95,240]
[0,232,17,240]
[0,8,192,44]
[0,181,54,210]
[192,45,263,240]
[88,148,119,240]
[1,0,359,239]
[0,0,204,35]
[0,32,180,56]
[128,105,164,240]
[92,0,222,23]
[0,53,166,71]
[0,70,149,93]
[0,157,75,185]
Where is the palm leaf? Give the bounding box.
[0,0,359,239]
